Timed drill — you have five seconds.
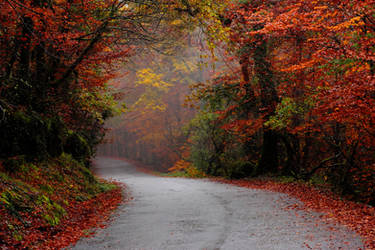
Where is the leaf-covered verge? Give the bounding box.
[0,154,123,250]
[165,161,375,249]
[211,177,375,250]
[106,157,375,248]
[110,156,207,179]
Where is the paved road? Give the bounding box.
[71,157,364,250]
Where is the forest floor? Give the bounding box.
[124,157,375,248]
[71,157,367,250]
[212,177,375,249]
[0,154,123,249]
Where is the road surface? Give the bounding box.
[71,157,364,250]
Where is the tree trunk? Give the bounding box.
[254,40,279,174]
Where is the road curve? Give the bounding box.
[71,157,364,250]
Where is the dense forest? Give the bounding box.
[0,0,194,247]
[0,0,374,248]
[100,0,375,206]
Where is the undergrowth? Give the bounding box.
[0,153,122,249]
[163,166,207,178]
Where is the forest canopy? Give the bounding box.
[1,0,374,205]
[102,0,375,205]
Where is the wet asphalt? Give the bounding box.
[70,157,365,250]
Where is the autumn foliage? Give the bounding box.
[96,0,375,205]
[99,44,204,172]
[0,0,174,163]
[0,154,122,249]
[180,0,375,205]
[0,0,168,248]
[2,0,374,247]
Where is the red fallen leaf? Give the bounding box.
[304,242,312,249]
[211,177,375,249]
[0,182,124,250]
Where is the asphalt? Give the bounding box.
[70,157,365,250]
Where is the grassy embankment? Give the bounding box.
[0,154,122,249]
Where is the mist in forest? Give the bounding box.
[97,34,213,171]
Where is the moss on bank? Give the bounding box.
[0,154,122,249]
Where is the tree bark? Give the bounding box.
[254,40,279,174]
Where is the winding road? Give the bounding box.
[71,157,364,250]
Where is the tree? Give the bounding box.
[98,42,204,171]
[184,0,374,203]
[0,0,180,162]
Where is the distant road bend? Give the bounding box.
[72,157,364,250]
